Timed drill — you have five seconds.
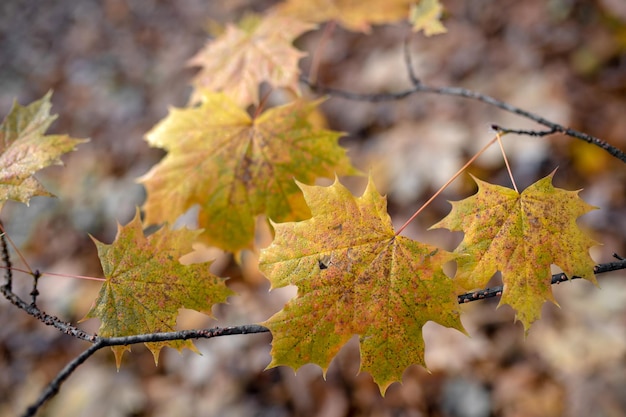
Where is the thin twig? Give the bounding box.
[492,124,558,137]
[0,221,34,275]
[403,34,420,86]
[30,270,41,306]
[396,134,499,235]
[457,258,626,303]
[0,284,95,342]
[0,221,13,290]
[22,342,104,417]
[299,76,626,163]
[21,325,270,417]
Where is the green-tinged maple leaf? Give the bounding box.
[259,176,464,394]
[274,0,416,33]
[0,92,86,210]
[410,0,447,36]
[431,172,598,330]
[188,13,314,107]
[82,209,233,366]
[139,91,358,253]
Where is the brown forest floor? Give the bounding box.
[0,1,625,416]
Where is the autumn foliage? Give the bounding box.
[0,92,85,210]
[260,177,464,393]
[83,209,233,367]
[0,0,611,399]
[139,92,356,252]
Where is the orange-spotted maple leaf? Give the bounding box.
[188,13,314,107]
[274,0,417,33]
[259,177,464,393]
[139,91,358,252]
[82,209,233,366]
[0,92,86,210]
[431,172,598,330]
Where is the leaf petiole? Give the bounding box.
[395,133,500,235]
[496,130,518,193]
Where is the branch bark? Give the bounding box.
[299,36,626,164]
[20,325,270,417]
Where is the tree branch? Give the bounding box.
[21,325,270,417]
[299,39,626,164]
[22,342,103,417]
[0,283,96,343]
[1,221,13,290]
[491,124,558,138]
[457,255,626,303]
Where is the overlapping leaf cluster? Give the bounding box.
[1,0,602,396]
[141,0,447,253]
[133,0,454,385]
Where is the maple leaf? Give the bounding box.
[82,209,233,366]
[0,92,86,210]
[410,0,447,36]
[274,0,416,33]
[259,176,464,393]
[431,172,598,330]
[188,13,314,107]
[139,91,358,253]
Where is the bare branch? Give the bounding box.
[21,325,270,417]
[30,269,41,306]
[97,324,270,347]
[0,283,96,342]
[457,257,626,303]
[403,34,420,86]
[299,72,626,163]
[491,124,558,137]
[1,221,13,290]
[22,342,103,417]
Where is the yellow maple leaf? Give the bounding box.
[188,13,314,107]
[139,91,358,252]
[431,172,599,330]
[410,0,447,36]
[0,92,86,210]
[82,209,233,367]
[274,0,416,33]
[260,176,464,393]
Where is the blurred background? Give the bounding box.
[0,0,625,416]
